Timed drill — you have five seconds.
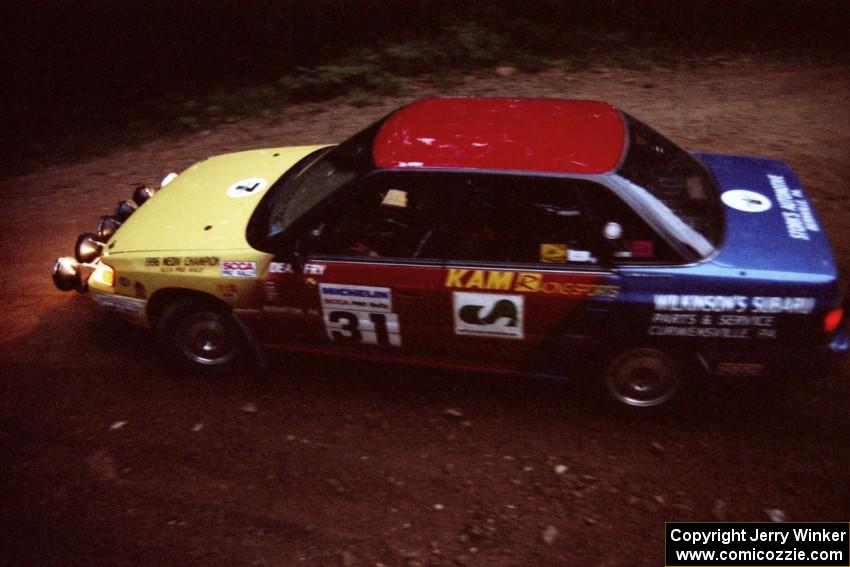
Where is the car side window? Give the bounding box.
[305,172,448,260]
[584,188,679,264]
[441,176,601,265]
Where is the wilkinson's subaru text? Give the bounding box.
[52,98,848,408]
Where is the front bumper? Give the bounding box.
[90,289,148,323]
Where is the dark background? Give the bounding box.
[3,0,849,176]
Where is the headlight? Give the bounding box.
[91,262,115,287]
[115,199,138,222]
[132,184,157,206]
[75,233,105,263]
[52,257,84,291]
[95,215,122,240]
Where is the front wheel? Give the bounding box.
[159,300,245,370]
[604,347,682,409]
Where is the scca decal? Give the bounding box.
[444,269,619,298]
[221,261,257,278]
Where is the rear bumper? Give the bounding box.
[697,328,848,378]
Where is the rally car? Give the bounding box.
[52,97,848,408]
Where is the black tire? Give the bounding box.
[157,299,246,371]
[604,347,682,410]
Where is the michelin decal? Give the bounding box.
[319,284,401,347]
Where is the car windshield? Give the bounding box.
[260,121,383,243]
[616,114,722,259]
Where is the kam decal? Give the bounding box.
[319,284,400,347]
[221,261,257,278]
[453,292,524,339]
[226,177,268,198]
[720,189,772,213]
[445,269,619,298]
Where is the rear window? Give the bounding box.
[617,114,722,257]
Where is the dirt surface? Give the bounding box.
[3,55,850,566]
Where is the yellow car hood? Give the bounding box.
[108,145,327,253]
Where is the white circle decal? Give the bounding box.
[721,189,772,213]
[226,177,268,198]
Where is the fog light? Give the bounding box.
[132,184,157,206]
[95,215,122,240]
[75,233,104,263]
[115,199,138,222]
[91,262,115,287]
[52,257,83,291]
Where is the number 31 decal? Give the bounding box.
[324,310,402,347]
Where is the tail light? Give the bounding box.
[824,308,844,334]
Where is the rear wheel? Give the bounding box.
[604,347,681,409]
[158,300,244,370]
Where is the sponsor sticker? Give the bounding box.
[93,293,146,318]
[263,305,306,316]
[319,283,392,312]
[304,263,326,276]
[768,174,820,241]
[217,283,239,299]
[269,262,293,274]
[221,261,257,278]
[445,269,619,298]
[144,256,218,273]
[226,177,267,198]
[319,284,400,347]
[647,294,815,340]
[721,189,772,213]
[453,292,524,339]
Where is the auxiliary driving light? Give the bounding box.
[51,257,84,292]
[160,172,178,187]
[95,215,122,241]
[75,233,105,263]
[132,184,157,206]
[115,199,138,222]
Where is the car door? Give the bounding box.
[436,175,625,372]
[259,171,451,359]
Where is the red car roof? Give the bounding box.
[372,97,626,175]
